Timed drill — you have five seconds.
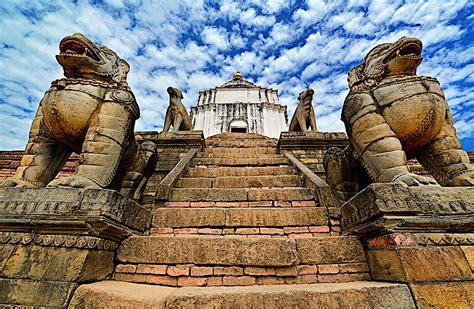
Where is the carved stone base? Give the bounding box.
[0,188,151,307]
[340,184,474,307]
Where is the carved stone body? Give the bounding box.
[324,37,474,202]
[163,87,192,132]
[289,89,317,132]
[1,33,156,198]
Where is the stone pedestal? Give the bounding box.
[0,188,151,307]
[341,184,473,308]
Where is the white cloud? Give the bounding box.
[240,8,276,28]
[202,26,230,50]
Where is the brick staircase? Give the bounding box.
[72,133,415,307]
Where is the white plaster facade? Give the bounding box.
[190,73,288,138]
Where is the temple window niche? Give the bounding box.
[190,72,288,138]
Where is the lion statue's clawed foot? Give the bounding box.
[392,173,438,187]
[0,178,36,188]
[47,175,101,189]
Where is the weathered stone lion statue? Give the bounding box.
[324,36,474,202]
[289,89,317,132]
[1,33,157,198]
[162,87,192,132]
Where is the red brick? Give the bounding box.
[223,228,235,234]
[339,263,370,274]
[298,274,318,284]
[150,227,174,234]
[165,202,190,207]
[309,226,330,233]
[244,267,275,276]
[318,273,351,283]
[259,227,284,235]
[115,264,137,274]
[223,276,256,286]
[191,266,213,277]
[216,202,248,207]
[214,266,244,276]
[248,201,272,207]
[291,201,316,207]
[284,277,299,284]
[167,265,190,276]
[256,276,285,285]
[136,264,167,275]
[274,201,291,207]
[275,266,297,277]
[289,233,313,239]
[190,202,215,207]
[297,265,318,275]
[235,228,259,235]
[284,227,309,234]
[318,264,340,274]
[174,228,199,234]
[146,275,178,286]
[198,228,222,235]
[114,273,146,283]
[178,277,208,287]
[207,276,223,286]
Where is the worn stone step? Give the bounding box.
[169,188,314,202]
[176,175,302,188]
[204,147,279,155]
[196,152,281,159]
[192,157,288,166]
[70,280,416,308]
[186,166,296,178]
[117,236,366,266]
[152,207,328,228]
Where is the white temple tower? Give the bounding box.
[190,72,288,138]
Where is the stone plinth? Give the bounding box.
[340,184,474,308]
[0,188,151,307]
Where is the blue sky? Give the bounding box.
[1,0,473,150]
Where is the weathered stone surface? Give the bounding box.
[176,177,213,188]
[367,247,472,282]
[225,208,327,227]
[153,208,226,227]
[461,246,474,270]
[410,282,474,308]
[341,184,474,235]
[213,175,301,188]
[0,243,114,282]
[248,188,314,201]
[170,188,248,201]
[193,156,288,166]
[118,236,298,266]
[324,36,474,203]
[0,33,156,199]
[297,237,366,264]
[0,188,151,238]
[187,166,295,177]
[70,280,416,308]
[0,278,77,307]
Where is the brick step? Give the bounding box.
[204,147,279,155]
[152,207,328,229]
[186,166,296,177]
[117,236,366,267]
[169,188,315,202]
[70,281,415,307]
[176,175,302,188]
[192,157,288,166]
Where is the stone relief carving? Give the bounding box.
[162,87,192,132]
[289,89,317,132]
[324,37,474,202]
[0,33,156,199]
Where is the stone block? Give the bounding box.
[226,208,327,227]
[170,188,248,201]
[118,236,298,267]
[213,175,300,188]
[153,208,226,228]
[248,188,314,201]
[410,282,474,308]
[297,237,366,264]
[367,247,472,282]
[0,278,77,307]
[186,166,294,178]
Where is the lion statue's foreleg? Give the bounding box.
[417,109,474,186]
[2,104,71,188]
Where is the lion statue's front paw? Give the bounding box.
[392,173,438,187]
[450,172,474,186]
[47,175,101,189]
[0,178,36,188]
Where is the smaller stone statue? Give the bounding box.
[0,33,156,199]
[289,89,317,132]
[324,36,474,202]
[162,87,192,132]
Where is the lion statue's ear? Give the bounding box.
[348,64,364,90]
[112,59,130,85]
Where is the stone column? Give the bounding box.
[340,184,474,308]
